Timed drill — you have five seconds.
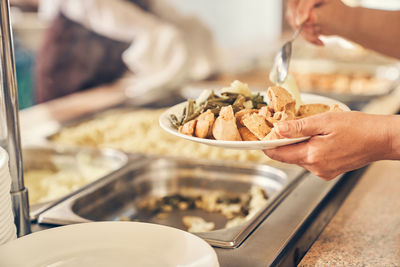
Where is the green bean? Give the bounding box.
[176,92,265,126]
[221,92,239,97]
[232,95,246,112]
[183,110,201,123]
[180,100,195,124]
[207,101,231,107]
[187,100,195,117]
[207,90,216,100]
[209,107,221,115]
[251,93,267,108]
[169,114,180,129]
[180,106,187,125]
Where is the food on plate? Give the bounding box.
[212,106,242,141]
[238,127,259,141]
[179,119,196,136]
[297,103,330,118]
[195,110,215,138]
[171,80,343,141]
[135,185,269,233]
[264,128,280,141]
[267,85,296,112]
[242,114,271,140]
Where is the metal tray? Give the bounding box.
[23,145,129,220]
[38,156,306,248]
[290,59,400,103]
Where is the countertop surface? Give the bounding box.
[20,83,400,266]
[299,160,400,266]
[300,86,400,266]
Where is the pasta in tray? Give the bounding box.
[51,109,270,164]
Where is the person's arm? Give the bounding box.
[286,0,400,59]
[264,112,400,180]
[60,0,162,43]
[58,0,192,95]
[59,0,217,91]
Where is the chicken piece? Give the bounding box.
[212,105,242,141]
[235,109,258,127]
[273,110,296,122]
[242,114,271,140]
[194,110,215,138]
[238,127,259,141]
[265,117,278,128]
[179,120,197,136]
[258,106,273,119]
[330,104,344,112]
[284,101,296,114]
[297,104,330,118]
[263,128,281,141]
[267,86,295,112]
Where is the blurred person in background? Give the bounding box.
[265,0,400,180]
[35,0,218,103]
[9,0,39,108]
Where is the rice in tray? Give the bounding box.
[51,109,270,163]
[25,153,113,204]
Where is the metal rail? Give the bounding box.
[0,0,31,236]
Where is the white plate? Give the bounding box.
[0,215,14,234]
[0,200,12,218]
[0,190,12,205]
[160,93,350,150]
[0,147,8,170]
[0,221,16,244]
[0,222,219,267]
[0,172,11,188]
[1,227,16,244]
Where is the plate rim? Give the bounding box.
[0,221,219,267]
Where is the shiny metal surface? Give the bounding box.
[33,162,367,266]
[270,26,302,84]
[214,168,366,267]
[0,0,30,236]
[24,145,129,221]
[39,157,306,248]
[10,189,30,236]
[290,59,400,104]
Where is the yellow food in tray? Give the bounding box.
[51,109,270,164]
[25,153,113,204]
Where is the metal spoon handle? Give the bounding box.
[290,25,303,42]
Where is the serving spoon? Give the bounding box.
[270,25,303,84]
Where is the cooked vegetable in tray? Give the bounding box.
[135,185,269,233]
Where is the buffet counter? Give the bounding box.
[299,86,400,266]
[20,82,400,266]
[299,160,400,266]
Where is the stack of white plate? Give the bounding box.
[0,147,17,245]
